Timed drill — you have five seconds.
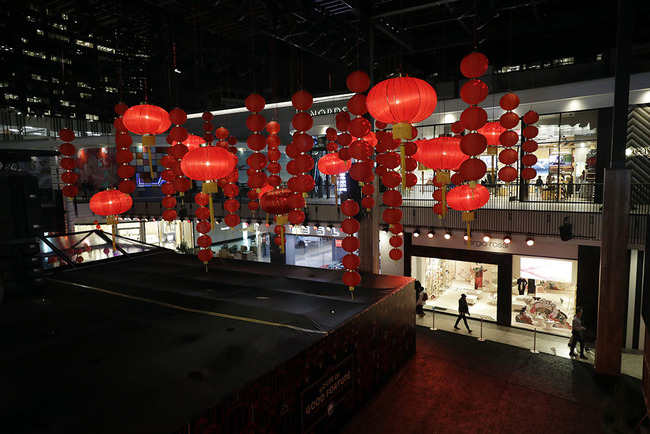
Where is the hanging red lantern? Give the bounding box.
[460,106,487,131]
[523,110,540,125]
[477,122,506,153]
[498,166,518,183]
[500,93,520,111]
[460,133,488,157]
[90,189,133,250]
[122,104,171,174]
[460,52,489,78]
[58,128,78,199]
[460,79,489,105]
[346,70,370,93]
[181,146,236,182]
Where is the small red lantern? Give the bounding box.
[90,189,133,250]
[477,122,506,154]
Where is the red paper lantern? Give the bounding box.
[460,52,489,78]
[347,94,368,116]
[499,112,519,130]
[389,249,403,261]
[245,93,265,112]
[477,122,506,147]
[460,79,489,105]
[347,71,370,93]
[181,147,236,181]
[451,121,464,135]
[522,125,539,139]
[523,110,540,125]
[266,121,280,135]
[366,77,437,125]
[341,199,359,217]
[90,189,133,216]
[498,166,518,183]
[292,112,313,131]
[342,236,360,252]
[499,148,518,165]
[460,133,488,156]
[122,104,171,146]
[460,106,487,131]
[336,112,351,132]
[342,270,361,287]
[182,135,205,152]
[292,90,313,111]
[499,130,519,147]
[521,167,537,180]
[522,154,538,166]
[260,188,293,215]
[522,140,539,153]
[459,158,487,181]
[59,128,75,142]
[447,184,490,211]
[342,254,361,270]
[318,153,351,175]
[500,93,520,111]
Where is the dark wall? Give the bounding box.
[576,245,601,340]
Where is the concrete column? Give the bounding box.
[595,168,631,376]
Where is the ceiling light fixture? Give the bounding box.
[503,234,512,244]
[444,230,452,240]
[428,229,435,238]
[526,235,535,246]
[413,229,420,238]
[463,233,469,241]
[483,233,491,242]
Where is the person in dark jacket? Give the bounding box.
[454,294,472,333]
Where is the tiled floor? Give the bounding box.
[417,306,643,379]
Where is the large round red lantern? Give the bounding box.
[181,146,236,182]
[460,52,489,78]
[477,122,506,150]
[90,189,133,216]
[122,104,171,147]
[318,153,351,175]
[366,76,437,139]
[260,188,293,215]
[415,137,468,172]
[447,184,490,212]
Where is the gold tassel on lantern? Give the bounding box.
[202,182,218,229]
[332,175,338,207]
[107,215,118,250]
[462,211,475,248]
[142,134,156,175]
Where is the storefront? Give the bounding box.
[405,231,584,337]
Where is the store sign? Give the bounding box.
[309,106,347,117]
[301,355,354,432]
[412,233,578,259]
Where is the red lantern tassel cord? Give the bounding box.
[341,199,361,293]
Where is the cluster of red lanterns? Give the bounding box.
[266,121,282,190]
[336,112,351,162]
[286,90,315,226]
[113,102,136,195]
[346,71,376,210]
[521,110,540,180]
[497,92,521,182]
[458,52,490,183]
[340,199,361,292]
[194,192,213,264]
[169,108,193,198]
[216,126,241,228]
[245,93,268,213]
[58,128,78,198]
[160,108,188,221]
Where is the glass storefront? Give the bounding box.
[412,257,498,321]
[511,255,577,336]
[75,219,194,251]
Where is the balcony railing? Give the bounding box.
[69,182,650,246]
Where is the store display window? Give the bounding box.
[412,256,498,321]
[512,256,577,336]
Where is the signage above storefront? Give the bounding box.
[412,232,578,259]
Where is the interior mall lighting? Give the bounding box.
[427,229,435,238]
[483,234,491,242]
[327,223,334,231]
[526,235,535,246]
[413,229,420,238]
[444,230,452,240]
[463,233,469,241]
[313,222,320,230]
[503,234,512,244]
[382,225,389,233]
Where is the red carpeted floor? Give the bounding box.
[341,326,646,434]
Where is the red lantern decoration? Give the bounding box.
[59,128,78,199]
[90,189,133,250]
[181,147,236,182]
[460,52,489,78]
[460,79,489,105]
[521,110,539,181]
[477,122,506,153]
[122,104,171,174]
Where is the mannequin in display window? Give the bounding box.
[516,277,528,295]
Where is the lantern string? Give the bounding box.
[171,14,179,108]
[250,1,256,91]
[473,0,477,50]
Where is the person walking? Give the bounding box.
[569,307,588,359]
[415,280,426,318]
[453,294,472,333]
